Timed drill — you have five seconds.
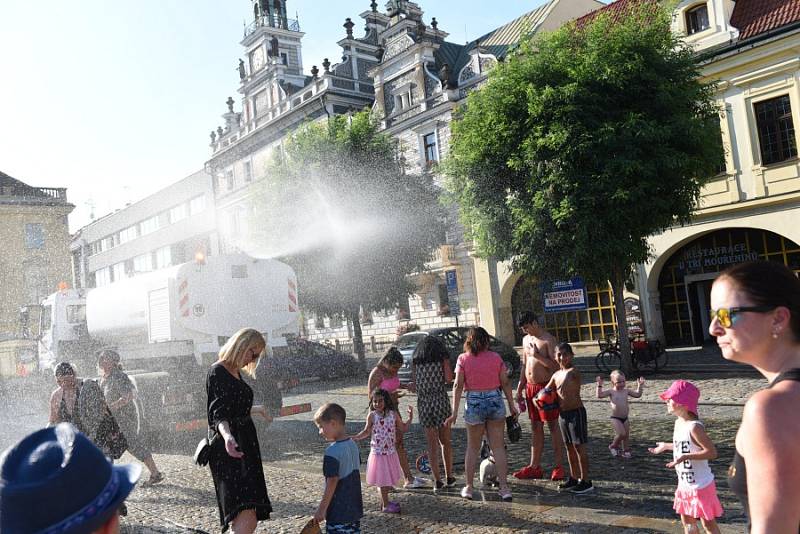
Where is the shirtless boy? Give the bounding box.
[538,342,594,494]
[513,312,565,481]
[596,371,644,458]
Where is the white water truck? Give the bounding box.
[36,253,309,434]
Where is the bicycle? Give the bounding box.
[594,334,668,374]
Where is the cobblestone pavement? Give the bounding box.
[115,345,760,533]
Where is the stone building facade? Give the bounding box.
[636,0,800,346]
[206,0,605,346]
[0,171,73,339]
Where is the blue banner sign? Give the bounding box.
[542,277,588,313]
[445,269,460,316]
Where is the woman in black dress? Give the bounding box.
[97,349,164,485]
[207,328,272,533]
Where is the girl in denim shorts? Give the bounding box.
[444,327,518,501]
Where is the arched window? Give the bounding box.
[685,3,710,35]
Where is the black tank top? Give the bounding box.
[729,368,800,531]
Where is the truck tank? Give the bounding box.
[86,254,299,350]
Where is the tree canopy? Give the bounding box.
[445,4,723,367]
[246,111,446,360]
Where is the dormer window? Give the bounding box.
[392,83,414,113]
[686,3,710,35]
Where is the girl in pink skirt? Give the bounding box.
[649,380,723,533]
[352,388,412,513]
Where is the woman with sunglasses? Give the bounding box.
[709,261,800,533]
[207,328,272,533]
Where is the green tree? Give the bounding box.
[246,112,446,363]
[445,4,722,371]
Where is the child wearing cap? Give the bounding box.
[649,380,723,534]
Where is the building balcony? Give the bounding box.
[244,15,300,38]
[0,183,69,206]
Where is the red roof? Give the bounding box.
[575,0,657,29]
[731,0,800,40]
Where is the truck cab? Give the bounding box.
[38,289,89,375]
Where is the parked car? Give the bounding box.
[396,327,520,385]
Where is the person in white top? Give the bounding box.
[649,380,723,534]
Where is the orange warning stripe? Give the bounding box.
[173,403,312,432]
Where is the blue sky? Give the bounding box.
[0,0,587,230]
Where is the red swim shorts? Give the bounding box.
[525,382,560,422]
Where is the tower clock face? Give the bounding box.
[251,47,265,71]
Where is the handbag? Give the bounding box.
[194,432,218,466]
[506,415,522,443]
[96,413,128,460]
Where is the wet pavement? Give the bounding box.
[1,345,760,533]
[119,345,758,533]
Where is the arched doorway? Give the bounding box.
[510,277,617,345]
[658,228,800,346]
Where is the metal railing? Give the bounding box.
[244,15,300,37]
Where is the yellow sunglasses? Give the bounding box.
[710,306,774,328]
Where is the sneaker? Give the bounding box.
[550,465,566,481]
[445,476,457,487]
[460,486,473,500]
[621,450,632,459]
[569,480,595,494]
[513,465,543,479]
[382,502,401,513]
[609,445,619,457]
[498,488,513,502]
[558,477,579,491]
[433,480,445,493]
[403,477,428,489]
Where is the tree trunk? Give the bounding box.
[350,308,365,364]
[612,269,633,375]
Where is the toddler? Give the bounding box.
[596,371,644,457]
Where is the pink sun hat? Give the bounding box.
[659,380,700,414]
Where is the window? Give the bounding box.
[112,262,125,282]
[40,305,52,331]
[243,161,253,182]
[423,132,439,167]
[95,267,111,287]
[755,95,798,165]
[155,246,171,269]
[189,195,206,215]
[280,52,288,66]
[686,4,710,35]
[394,91,412,112]
[24,223,44,249]
[119,225,137,244]
[169,203,187,224]
[140,215,159,236]
[66,305,86,324]
[133,253,153,273]
[226,169,235,191]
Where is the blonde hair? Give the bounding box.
[610,370,625,384]
[218,328,266,378]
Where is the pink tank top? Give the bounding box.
[379,375,400,393]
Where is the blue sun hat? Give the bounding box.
[0,423,141,534]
